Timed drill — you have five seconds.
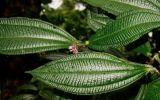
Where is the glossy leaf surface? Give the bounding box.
[27,52,153,95]
[83,0,160,15]
[0,17,77,55]
[89,10,160,51]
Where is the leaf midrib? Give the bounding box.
[33,68,145,74]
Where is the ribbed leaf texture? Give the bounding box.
[83,0,160,15]
[89,10,160,51]
[27,52,153,95]
[0,17,77,55]
[135,79,160,100]
[87,11,114,31]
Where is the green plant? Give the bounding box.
[1,0,160,99]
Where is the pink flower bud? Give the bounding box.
[68,44,78,54]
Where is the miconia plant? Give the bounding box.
[1,0,160,100]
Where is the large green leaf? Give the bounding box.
[89,10,160,51]
[83,0,160,15]
[135,78,160,100]
[0,17,77,55]
[87,10,114,31]
[27,52,154,95]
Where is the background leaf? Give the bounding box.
[87,10,114,31]
[39,89,70,100]
[133,42,152,57]
[8,94,36,100]
[135,78,160,100]
[0,17,77,55]
[135,84,148,100]
[89,10,160,51]
[27,52,153,95]
[17,84,38,91]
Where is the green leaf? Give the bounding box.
[135,84,148,100]
[83,0,160,15]
[17,84,38,91]
[27,52,153,95]
[89,10,160,51]
[133,42,152,57]
[39,89,70,100]
[36,80,51,90]
[87,10,114,31]
[135,78,160,100]
[8,94,36,100]
[0,17,77,55]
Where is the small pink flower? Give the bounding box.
[69,44,78,54]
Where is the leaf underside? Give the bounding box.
[0,17,77,55]
[83,0,160,15]
[27,52,152,95]
[89,10,160,51]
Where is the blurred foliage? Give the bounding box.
[41,0,94,41]
[133,42,152,57]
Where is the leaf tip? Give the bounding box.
[25,71,32,74]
